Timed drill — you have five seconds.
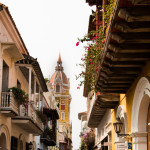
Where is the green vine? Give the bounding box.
[76,0,115,93]
[36,110,47,125]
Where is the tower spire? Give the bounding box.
[57,52,62,63]
[55,53,63,71]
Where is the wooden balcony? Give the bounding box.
[0,91,19,116]
[88,94,119,128]
[12,103,43,135]
[40,128,56,146]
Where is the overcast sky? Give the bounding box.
[0,0,95,149]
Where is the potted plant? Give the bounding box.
[9,87,28,106]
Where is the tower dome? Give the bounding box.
[50,53,70,91]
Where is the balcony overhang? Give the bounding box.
[1,42,24,62]
[95,0,150,94]
[40,137,56,146]
[12,116,43,135]
[88,94,119,128]
[15,54,48,92]
[78,111,87,121]
[43,108,59,120]
[86,0,102,6]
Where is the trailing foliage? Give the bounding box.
[45,126,53,135]
[76,0,115,93]
[10,87,28,106]
[36,110,47,125]
[80,130,95,150]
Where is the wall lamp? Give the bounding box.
[113,117,129,137]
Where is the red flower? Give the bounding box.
[81,58,83,60]
[90,62,93,65]
[76,42,79,46]
[102,40,105,44]
[92,36,98,40]
[82,72,85,75]
[89,59,92,62]
[77,86,80,89]
[87,46,91,51]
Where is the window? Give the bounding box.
[61,105,65,110]
[56,85,60,92]
[61,100,65,110]
[61,111,65,120]
[17,80,21,89]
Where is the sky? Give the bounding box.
[0,0,95,149]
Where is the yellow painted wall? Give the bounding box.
[111,61,150,149]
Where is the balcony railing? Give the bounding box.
[1,91,43,134]
[19,103,43,130]
[40,128,56,146]
[1,91,19,115]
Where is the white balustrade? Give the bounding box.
[30,103,43,129]
[1,91,43,130]
[1,91,18,114]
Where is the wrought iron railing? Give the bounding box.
[40,127,56,145]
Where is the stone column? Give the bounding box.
[0,44,3,107]
[28,67,32,116]
[38,89,40,111]
[33,76,36,103]
[131,132,147,150]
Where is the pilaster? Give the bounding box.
[131,132,147,150]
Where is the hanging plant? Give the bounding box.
[76,0,115,93]
[45,126,53,135]
[36,110,47,125]
[82,130,95,150]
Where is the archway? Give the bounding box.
[0,133,7,149]
[18,134,26,150]
[0,124,10,150]
[131,77,150,150]
[19,141,23,150]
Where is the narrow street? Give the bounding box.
[0,0,150,150]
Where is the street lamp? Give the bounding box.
[29,142,33,150]
[113,117,129,137]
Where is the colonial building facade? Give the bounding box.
[81,0,150,150]
[0,3,59,150]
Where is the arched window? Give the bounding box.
[56,85,60,92]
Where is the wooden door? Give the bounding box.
[2,61,9,92]
[148,104,150,149]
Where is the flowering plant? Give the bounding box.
[81,130,95,150]
[76,0,115,93]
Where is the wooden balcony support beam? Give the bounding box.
[114,22,150,32]
[98,77,133,84]
[102,66,141,74]
[118,8,150,22]
[110,32,150,44]
[129,0,150,5]
[108,43,150,53]
[103,60,145,68]
[106,52,150,61]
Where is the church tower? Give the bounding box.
[50,53,72,149]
